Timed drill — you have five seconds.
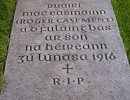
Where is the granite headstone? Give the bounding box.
[0,0,130,100]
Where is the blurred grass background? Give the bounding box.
[0,0,130,90]
[0,0,17,90]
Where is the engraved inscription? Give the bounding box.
[16,2,117,87]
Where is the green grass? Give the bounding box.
[0,0,129,90]
[111,0,130,63]
[0,0,17,90]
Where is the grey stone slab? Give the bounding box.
[0,0,130,100]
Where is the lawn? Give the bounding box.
[111,0,130,62]
[0,0,17,90]
[0,0,130,90]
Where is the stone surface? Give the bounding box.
[0,0,130,100]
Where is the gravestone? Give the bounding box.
[0,0,130,100]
